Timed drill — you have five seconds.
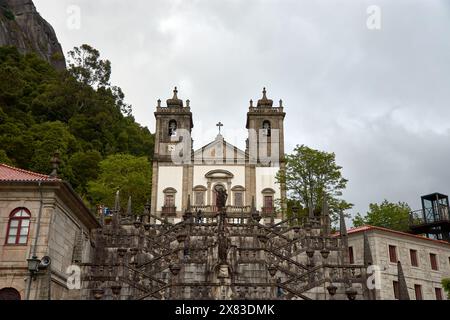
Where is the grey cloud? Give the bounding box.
[33,0,450,221]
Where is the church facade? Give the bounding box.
[151,88,286,224]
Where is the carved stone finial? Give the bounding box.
[167,86,183,107]
[114,190,121,212]
[127,196,132,216]
[257,87,273,107]
[186,99,190,108]
[49,151,61,178]
[279,99,283,107]
[250,99,254,107]
[157,99,161,107]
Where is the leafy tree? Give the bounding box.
[67,44,111,89]
[0,45,154,205]
[68,150,102,193]
[352,200,411,231]
[87,154,152,214]
[442,278,450,299]
[276,144,352,221]
[0,149,12,165]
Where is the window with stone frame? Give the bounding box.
[5,208,31,245]
[414,284,423,300]
[195,191,205,206]
[430,253,439,271]
[410,249,419,267]
[388,245,397,263]
[165,194,175,207]
[234,192,243,207]
[393,281,399,300]
[435,287,443,300]
[163,188,177,208]
[348,246,355,264]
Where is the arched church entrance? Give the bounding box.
[0,288,21,300]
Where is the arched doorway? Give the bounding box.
[0,287,21,300]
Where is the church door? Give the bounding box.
[0,288,21,300]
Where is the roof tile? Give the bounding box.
[0,163,54,182]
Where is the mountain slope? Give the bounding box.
[0,0,66,69]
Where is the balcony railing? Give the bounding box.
[191,205,251,213]
[161,206,177,217]
[261,207,275,215]
[410,205,450,226]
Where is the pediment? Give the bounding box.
[193,136,247,164]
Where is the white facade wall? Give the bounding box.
[255,167,281,209]
[156,166,184,210]
[193,165,245,189]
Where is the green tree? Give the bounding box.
[276,144,352,221]
[67,44,111,89]
[0,149,12,165]
[87,154,152,214]
[68,150,102,194]
[442,278,450,299]
[352,200,411,231]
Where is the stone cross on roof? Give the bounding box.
[216,122,223,134]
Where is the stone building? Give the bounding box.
[151,88,286,224]
[347,225,450,300]
[0,163,99,300]
[80,89,368,301]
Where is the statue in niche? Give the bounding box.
[215,185,228,211]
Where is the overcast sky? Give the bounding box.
[33,0,450,221]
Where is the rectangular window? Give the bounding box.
[195,192,204,206]
[165,195,175,207]
[410,249,418,267]
[393,281,399,300]
[430,253,438,271]
[414,284,423,300]
[435,288,443,300]
[234,192,243,207]
[348,246,354,264]
[264,196,273,208]
[389,245,397,263]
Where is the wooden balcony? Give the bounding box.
[161,206,177,217]
[261,207,275,215]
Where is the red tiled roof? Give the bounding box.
[347,225,450,246]
[0,163,55,182]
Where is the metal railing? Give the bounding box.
[161,206,177,216]
[191,205,251,213]
[409,205,450,226]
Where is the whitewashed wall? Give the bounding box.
[193,165,246,188]
[156,166,184,210]
[255,167,281,209]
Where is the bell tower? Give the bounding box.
[245,88,286,217]
[151,87,194,216]
[246,88,286,166]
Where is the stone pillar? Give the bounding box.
[227,181,232,206]
[207,182,212,206]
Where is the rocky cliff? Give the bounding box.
[0,0,66,69]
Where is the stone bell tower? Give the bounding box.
[245,88,286,217]
[151,87,194,216]
[246,88,286,165]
